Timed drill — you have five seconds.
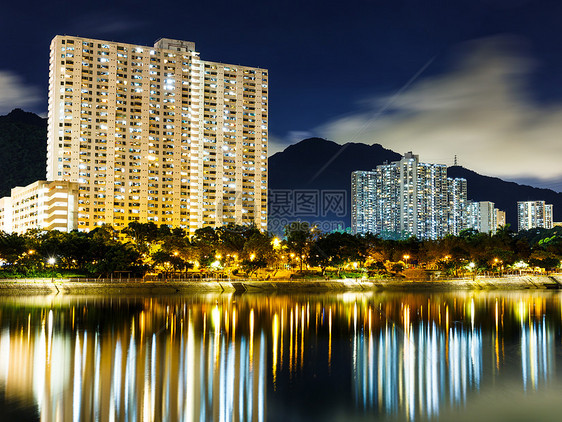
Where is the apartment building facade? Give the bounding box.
[517,200,553,231]
[0,181,79,234]
[352,152,463,239]
[47,35,268,233]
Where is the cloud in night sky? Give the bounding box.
[68,14,147,37]
[0,71,41,114]
[315,36,562,187]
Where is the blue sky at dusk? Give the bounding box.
[2,0,562,189]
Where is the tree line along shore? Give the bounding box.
[1,221,562,281]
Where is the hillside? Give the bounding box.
[0,109,46,197]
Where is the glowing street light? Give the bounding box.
[47,257,56,265]
[468,261,476,280]
[403,254,410,267]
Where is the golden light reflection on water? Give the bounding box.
[0,291,559,421]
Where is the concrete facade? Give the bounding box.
[47,35,268,232]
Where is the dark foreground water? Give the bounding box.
[0,290,561,421]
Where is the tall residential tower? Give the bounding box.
[47,36,268,232]
[352,152,457,239]
[517,201,553,231]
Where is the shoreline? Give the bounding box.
[0,275,561,295]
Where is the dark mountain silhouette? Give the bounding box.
[268,138,402,233]
[0,109,46,198]
[269,137,401,190]
[269,137,562,230]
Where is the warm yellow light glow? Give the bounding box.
[272,313,279,389]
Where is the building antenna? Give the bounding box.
[454,155,458,166]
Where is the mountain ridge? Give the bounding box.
[0,108,47,198]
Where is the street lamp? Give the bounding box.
[469,262,476,280]
[403,254,410,267]
[48,257,56,266]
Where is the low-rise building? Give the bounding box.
[0,181,79,234]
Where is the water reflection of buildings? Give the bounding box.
[519,310,555,392]
[353,319,482,420]
[350,295,560,420]
[0,293,559,421]
[0,302,267,422]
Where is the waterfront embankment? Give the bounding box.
[1,275,562,295]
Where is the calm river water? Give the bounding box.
[0,290,561,421]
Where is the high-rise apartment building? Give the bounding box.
[351,171,377,235]
[352,152,460,239]
[447,177,468,236]
[517,201,553,231]
[467,201,498,234]
[47,35,268,232]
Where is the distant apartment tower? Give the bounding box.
[0,181,79,234]
[352,152,462,239]
[47,35,268,232]
[468,201,498,234]
[351,171,377,234]
[447,177,468,235]
[517,201,553,231]
[496,210,506,228]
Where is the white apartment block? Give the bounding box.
[0,181,79,234]
[352,152,460,239]
[517,201,553,231]
[351,171,377,234]
[470,201,496,234]
[447,177,468,236]
[47,35,268,233]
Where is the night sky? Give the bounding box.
[2,0,562,189]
